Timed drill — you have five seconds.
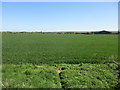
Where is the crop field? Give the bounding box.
[2,33,118,64]
[2,33,119,88]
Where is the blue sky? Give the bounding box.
[2,2,118,32]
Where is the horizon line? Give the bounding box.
[1,30,119,32]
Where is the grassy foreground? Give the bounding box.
[2,64,118,88]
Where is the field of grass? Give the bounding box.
[2,33,118,64]
[2,64,62,88]
[2,64,118,88]
[2,33,119,88]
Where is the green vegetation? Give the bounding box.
[2,33,118,64]
[2,64,118,88]
[2,33,119,88]
[56,64,118,88]
[2,64,62,88]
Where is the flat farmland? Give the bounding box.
[2,33,119,88]
[2,33,118,64]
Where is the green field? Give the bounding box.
[2,64,118,88]
[2,33,119,88]
[2,33,118,64]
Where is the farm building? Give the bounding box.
[93,30,112,34]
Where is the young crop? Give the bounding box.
[2,33,119,88]
[2,33,118,64]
